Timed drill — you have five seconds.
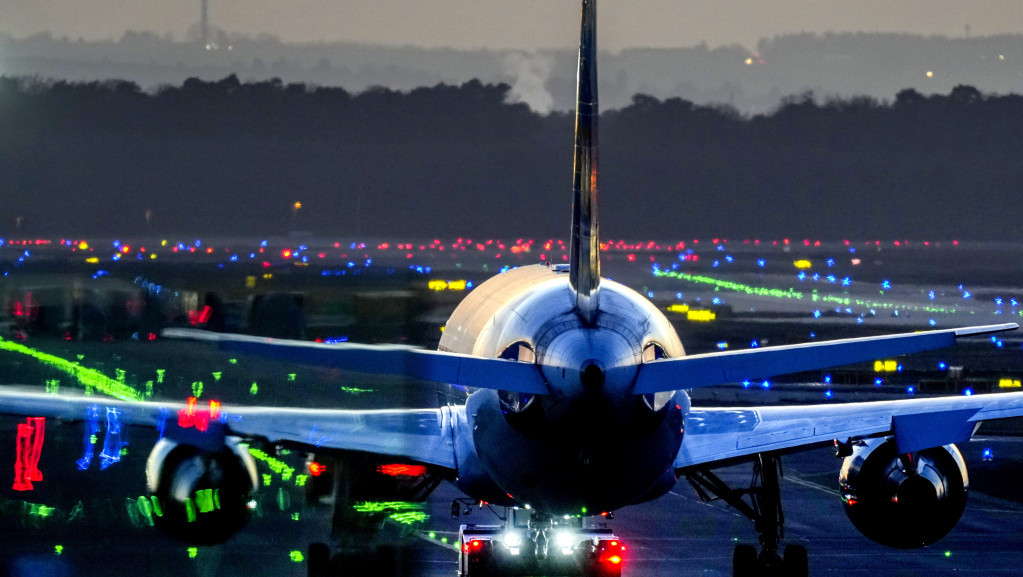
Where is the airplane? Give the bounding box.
[3,1,1023,576]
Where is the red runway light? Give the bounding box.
[308,462,327,477]
[377,463,428,477]
[13,417,45,491]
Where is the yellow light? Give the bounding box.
[874,360,898,372]
[999,54,1005,60]
[745,58,753,66]
[150,254,157,260]
[447,280,467,291]
[428,280,448,291]
[926,71,934,78]
[293,201,302,210]
[687,309,716,322]
[667,304,690,314]
[999,378,1022,389]
[85,257,99,264]
[245,276,256,289]
[794,260,812,269]
[161,240,167,246]
[78,241,89,250]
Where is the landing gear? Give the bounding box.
[686,453,808,577]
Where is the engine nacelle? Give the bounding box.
[145,436,259,545]
[839,438,968,548]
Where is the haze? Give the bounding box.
[3,0,1022,50]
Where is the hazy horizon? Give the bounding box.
[2,1,1022,51]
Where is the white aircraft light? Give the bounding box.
[503,532,521,547]
[557,532,574,548]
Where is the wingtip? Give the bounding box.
[953,323,1019,337]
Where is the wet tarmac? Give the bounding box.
[3,240,1023,576]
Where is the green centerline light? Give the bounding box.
[653,270,803,300]
[0,338,143,401]
[245,446,297,483]
[340,386,374,394]
[656,271,963,317]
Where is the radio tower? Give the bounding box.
[200,0,209,48]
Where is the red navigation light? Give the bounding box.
[377,463,428,477]
[470,540,481,549]
[309,462,327,477]
[610,541,617,546]
[607,556,621,564]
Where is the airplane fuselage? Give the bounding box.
[441,264,689,514]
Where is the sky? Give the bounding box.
[2,0,1022,51]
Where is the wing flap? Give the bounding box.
[637,323,1017,394]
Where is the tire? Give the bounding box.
[784,544,809,577]
[732,544,758,577]
[307,542,333,577]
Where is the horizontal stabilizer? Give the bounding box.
[162,329,548,395]
[635,323,1018,394]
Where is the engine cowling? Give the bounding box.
[145,436,259,545]
[839,438,968,548]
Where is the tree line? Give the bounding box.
[1,76,1020,240]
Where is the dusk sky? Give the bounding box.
[2,0,1022,50]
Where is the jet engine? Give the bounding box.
[145,436,259,545]
[839,438,968,548]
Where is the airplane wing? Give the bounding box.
[162,328,547,395]
[0,388,459,469]
[676,391,1023,469]
[636,323,1017,394]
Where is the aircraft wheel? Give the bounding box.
[732,544,757,577]
[784,544,808,577]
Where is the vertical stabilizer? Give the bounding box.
[570,0,600,325]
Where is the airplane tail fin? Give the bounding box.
[570,0,600,325]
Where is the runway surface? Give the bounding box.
[2,391,1022,577]
[3,240,1023,576]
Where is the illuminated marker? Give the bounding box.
[13,421,35,491]
[77,405,101,470]
[99,408,124,470]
